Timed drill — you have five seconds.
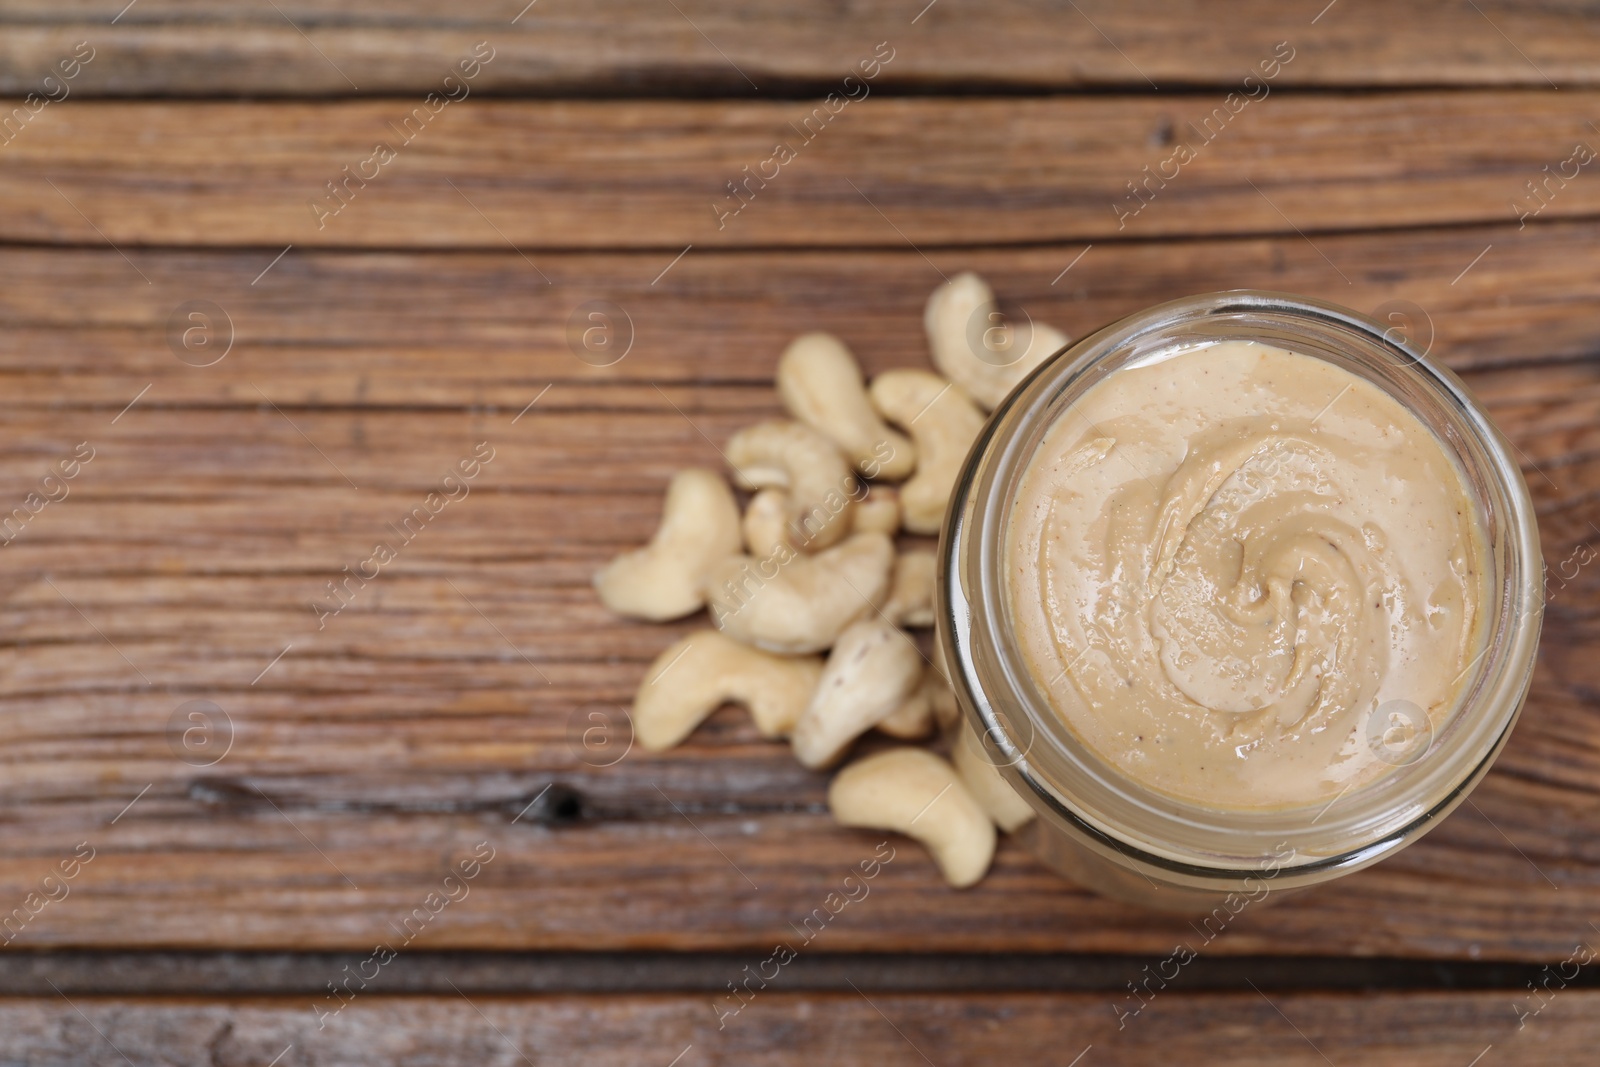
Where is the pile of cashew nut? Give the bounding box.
[594,272,1062,888]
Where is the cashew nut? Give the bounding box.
[953,721,1036,832]
[925,271,1069,410]
[791,618,924,768]
[778,333,916,480]
[828,747,996,888]
[593,468,742,621]
[742,488,795,559]
[877,669,936,740]
[706,531,893,654]
[884,550,936,628]
[633,630,824,750]
[869,370,984,536]
[727,420,855,551]
[853,485,901,536]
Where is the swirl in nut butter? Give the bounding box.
[1005,341,1489,810]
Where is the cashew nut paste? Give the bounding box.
[1005,341,1489,810]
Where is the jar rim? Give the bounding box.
[939,290,1544,881]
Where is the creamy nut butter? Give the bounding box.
[1004,340,1490,811]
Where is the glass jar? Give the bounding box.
[937,291,1543,911]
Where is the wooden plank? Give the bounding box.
[0,949,1559,995]
[0,220,1595,407]
[1,1,1597,96]
[0,990,1586,1065]
[2,94,1598,248]
[0,226,1594,958]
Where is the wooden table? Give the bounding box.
[1,2,1598,1063]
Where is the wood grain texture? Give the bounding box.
[0,225,1594,958]
[0,989,1584,1065]
[0,0,1597,96]
[2,94,1598,248]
